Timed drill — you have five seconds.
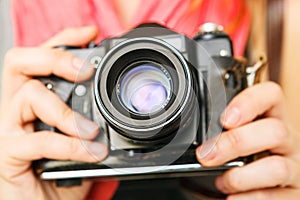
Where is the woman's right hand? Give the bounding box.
[0,26,108,200]
[197,82,300,199]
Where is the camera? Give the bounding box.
[34,23,263,187]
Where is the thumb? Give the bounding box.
[41,26,98,47]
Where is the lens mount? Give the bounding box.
[94,37,195,141]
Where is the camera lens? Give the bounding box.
[94,37,196,141]
[118,63,172,115]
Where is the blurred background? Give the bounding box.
[0,0,13,93]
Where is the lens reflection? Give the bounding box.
[119,64,172,115]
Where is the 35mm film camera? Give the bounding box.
[35,23,264,187]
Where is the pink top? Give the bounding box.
[12,0,249,56]
[11,1,250,199]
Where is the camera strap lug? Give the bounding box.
[246,55,267,87]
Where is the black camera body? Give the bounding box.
[35,24,252,186]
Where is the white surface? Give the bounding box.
[0,0,13,94]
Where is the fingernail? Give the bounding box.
[87,142,108,161]
[73,57,84,70]
[221,107,241,127]
[197,138,217,162]
[75,113,99,138]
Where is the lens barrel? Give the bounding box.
[94,37,197,142]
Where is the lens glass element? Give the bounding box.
[119,63,172,115]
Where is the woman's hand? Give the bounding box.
[196,82,300,199]
[0,26,108,200]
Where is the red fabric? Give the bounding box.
[11,0,250,56]
[11,1,250,199]
[86,180,119,200]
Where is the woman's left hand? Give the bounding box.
[196,82,300,199]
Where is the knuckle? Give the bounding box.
[266,118,288,145]
[66,138,82,156]
[225,169,242,191]
[268,156,289,184]
[3,47,21,67]
[30,133,52,158]
[21,79,44,97]
[51,48,73,71]
[223,129,242,151]
[60,106,74,121]
[4,47,18,61]
[25,79,44,90]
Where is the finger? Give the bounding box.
[3,47,93,81]
[196,118,291,166]
[7,80,98,140]
[8,131,107,162]
[2,26,97,102]
[226,188,300,200]
[216,156,300,194]
[2,47,94,102]
[41,26,98,47]
[220,82,284,128]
